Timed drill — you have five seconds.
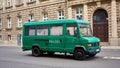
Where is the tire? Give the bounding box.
[74,49,86,60]
[32,47,42,57]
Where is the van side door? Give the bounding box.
[64,24,79,53]
[34,25,49,51]
[48,24,64,52]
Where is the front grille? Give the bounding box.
[91,42,99,46]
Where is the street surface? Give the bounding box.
[0,46,120,68]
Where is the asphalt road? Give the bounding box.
[0,46,120,68]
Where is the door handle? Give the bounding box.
[45,41,49,45]
[60,39,62,42]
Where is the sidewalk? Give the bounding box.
[101,46,120,49]
[0,44,21,47]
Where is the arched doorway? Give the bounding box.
[93,9,108,42]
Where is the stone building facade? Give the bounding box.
[0,0,120,46]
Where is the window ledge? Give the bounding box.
[0,8,3,10]
[40,0,48,2]
[5,6,13,9]
[15,3,24,7]
[27,1,36,4]
[6,27,12,30]
[16,26,22,29]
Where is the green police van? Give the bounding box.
[22,19,101,60]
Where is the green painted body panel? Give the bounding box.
[22,19,100,54]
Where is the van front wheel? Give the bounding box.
[74,49,86,60]
[32,47,42,57]
[88,54,96,57]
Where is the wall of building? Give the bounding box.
[0,0,120,46]
[0,0,67,45]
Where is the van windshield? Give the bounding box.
[80,24,92,37]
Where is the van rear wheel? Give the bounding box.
[74,49,86,60]
[32,47,42,57]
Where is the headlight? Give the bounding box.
[87,44,92,47]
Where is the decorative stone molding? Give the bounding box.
[42,8,48,14]
[15,3,24,7]
[96,1,101,7]
[57,5,64,11]
[5,6,13,9]
[0,8,3,10]
[17,12,22,17]
[16,27,22,29]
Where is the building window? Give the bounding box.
[43,13,48,21]
[25,26,35,36]
[37,26,48,36]
[7,18,12,28]
[7,0,12,7]
[0,35,2,40]
[18,17,22,27]
[50,25,63,36]
[18,0,23,5]
[0,19,2,29]
[76,7,83,19]
[0,1,2,9]
[29,14,34,21]
[28,0,36,2]
[8,35,11,41]
[66,24,78,36]
[58,10,64,19]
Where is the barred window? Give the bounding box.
[50,25,63,36]
[37,26,48,36]
[25,26,35,36]
[66,24,78,36]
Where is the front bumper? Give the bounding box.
[86,48,101,54]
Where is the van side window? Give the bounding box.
[37,25,48,36]
[50,25,63,36]
[66,24,78,36]
[25,26,35,36]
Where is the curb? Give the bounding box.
[101,46,120,50]
[0,44,22,47]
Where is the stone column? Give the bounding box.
[2,0,6,11]
[83,3,88,21]
[68,6,72,19]
[12,0,16,9]
[23,0,27,7]
[110,0,118,46]
[36,0,40,4]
